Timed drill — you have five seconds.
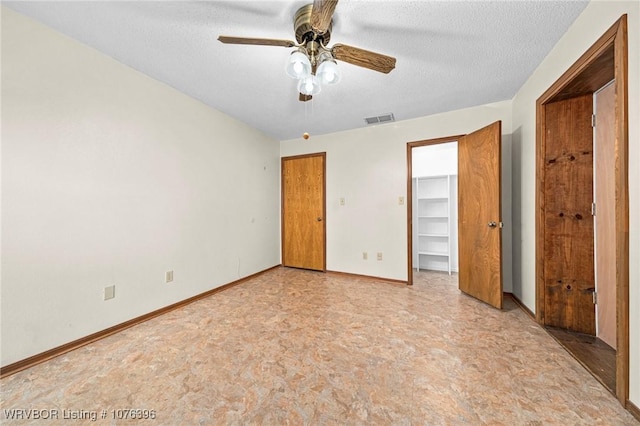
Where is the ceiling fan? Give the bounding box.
[218,0,396,102]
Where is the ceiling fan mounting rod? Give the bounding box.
[305,40,321,66]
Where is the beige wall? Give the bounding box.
[1,8,281,366]
[511,0,639,406]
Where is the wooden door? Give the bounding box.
[543,94,595,335]
[594,82,616,348]
[458,121,503,309]
[281,153,325,271]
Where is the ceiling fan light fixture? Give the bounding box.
[286,49,311,79]
[220,2,396,102]
[317,57,341,85]
[298,74,321,96]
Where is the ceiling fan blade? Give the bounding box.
[311,0,338,35]
[332,43,396,74]
[218,36,296,48]
[299,93,313,102]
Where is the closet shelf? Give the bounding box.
[418,197,449,201]
[415,174,454,275]
[419,251,449,257]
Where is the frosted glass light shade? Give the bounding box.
[297,75,321,95]
[317,59,341,85]
[286,51,311,79]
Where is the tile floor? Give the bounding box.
[1,267,637,424]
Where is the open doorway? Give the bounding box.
[407,122,503,309]
[411,142,458,275]
[535,15,628,404]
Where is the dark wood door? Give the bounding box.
[543,94,595,335]
[458,121,503,309]
[281,153,325,271]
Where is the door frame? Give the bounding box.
[281,152,327,271]
[535,15,628,404]
[406,135,464,285]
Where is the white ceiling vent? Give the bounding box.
[364,113,395,125]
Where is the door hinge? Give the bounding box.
[593,291,598,305]
[591,202,596,216]
[591,114,596,127]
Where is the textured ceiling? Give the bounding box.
[4,1,589,141]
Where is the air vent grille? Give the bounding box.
[364,113,395,125]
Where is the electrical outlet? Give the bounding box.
[363,252,368,260]
[340,197,345,206]
[377,252,383,261]
[104,285,115,301]
[165,270,174,283]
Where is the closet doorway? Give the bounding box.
[411,142,459,276]
[535,15,628,404]
[407,121,503,309]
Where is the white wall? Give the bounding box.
[280,101,513,291]
[412,142,458,177]
[0,8,280,366]
[511,0,639,406]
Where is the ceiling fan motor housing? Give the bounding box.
[294,4,332,45]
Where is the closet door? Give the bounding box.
[458,121,503,309]
[542,95,595,334]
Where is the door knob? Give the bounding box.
[317,217,323,222]
[488,221,497,228]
